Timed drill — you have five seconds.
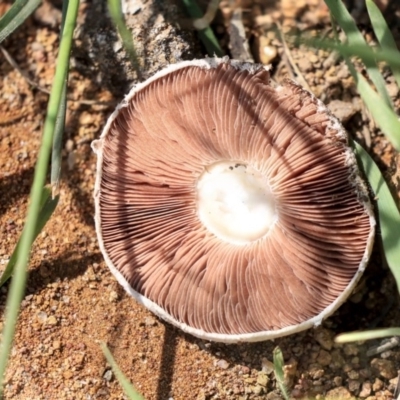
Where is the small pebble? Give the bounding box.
[314,328,334,350]
[347,370,359,380]
[52,341,61,350]
[144,316,157,326]
[343,344,359,356]
[359,382,372,398]
[216,359,229,369]
[63,370,73,380]
[108,291,118,303]
[372,378,384,392]
[297,56,313,72]
[317,349,332,366]
[261,357,274,374]
[371,358,397,379]
[46,316,58,326]
[67,151,76,171]
[65,139,74,152]
[387,82,399,98]
[252,384,263,395]
[327,100,359,124]
[325,386,355,399]
[283,360,298,388]
[333,376,343,387]
[348,379,361,393]
[37,311,48,323]
[103,369,113,382]
[256,372,269,387]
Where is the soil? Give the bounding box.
[1,0,400,399]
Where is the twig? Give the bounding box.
[228,7,253,62]
[366,336,400,356]
[193,0,220,30]
[275,22,312,92]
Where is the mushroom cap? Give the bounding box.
[93,58,375,343]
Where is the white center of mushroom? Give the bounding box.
[196,162,277,245]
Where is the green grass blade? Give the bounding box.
[50,80,67,193]
[324,0,393,108]
[366,0,400,88]
[295,33,400,150]
[101,343,144,400]
[298,36,400,68]
[336,328,400,343]
[273,347,290,400]
[51,0,69,193]
[0,0,27,30]
[0,0,41,44]
[182,0,224,57]
[0,187,59,287]
[347,66,400,151]
[354,142,400,289]
[107,0,140,74]
[0,0,80,393]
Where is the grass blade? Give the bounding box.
[336,328,400,343]
[273,347,290,400]
[294,33,400,150]
[51,0,69,194]
[0,0,41,44]
[354,142,400,288]
[0,0,80,393]
[101,343,144,400]
[0,187,59,287]
[298,36,400,69]
[182,0,224,57]
[0,0,26,29]
[348,66,400,151]
[366,0,400,88]
[107,0,141,75]
[50,82,67,194]
[324,0,392,108]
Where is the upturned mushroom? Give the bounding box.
[92,58,375,343]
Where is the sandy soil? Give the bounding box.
[1,0,400,399]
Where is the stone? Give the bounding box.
[52,341,61,350]
[317,349,332,366]
[372,378,384,392]
[46,316,58,326]
[283,360,298,388]
[261,357,274,375]
[144,316,157,326]
[266,391,283,400]
[314,328,334,350]
[343,344,359,356]
[359,382,372,398]
[256,372,269,387]
[327,100,359,124]
[325,386,355,399]
[333,376,343,387]
[103,369,113,382]
[108,290,118,303]
[347,370,359,380]
[371,358,397,379]
[216,359,229,369]
[348,379,361,393]
[252,385,263,395]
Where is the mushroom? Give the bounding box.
[92,57,375,343]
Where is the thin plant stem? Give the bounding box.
[182,0,224,56]
[0,0,80,392]
[0,0,41,43]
